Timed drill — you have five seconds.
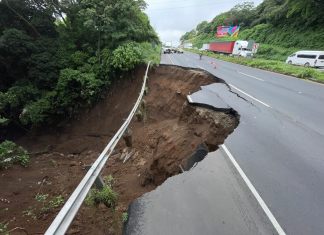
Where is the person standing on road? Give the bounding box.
[199,52,203,60]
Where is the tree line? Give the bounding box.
[181,0,324,49]
[0,0,159,139]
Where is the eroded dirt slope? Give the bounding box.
[1,65,239,235]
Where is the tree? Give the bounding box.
[0,0,160,134]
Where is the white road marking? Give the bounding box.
[229,84,271,108]
[221,145,286,235]
[238,72,264,81]
[168,54,175,65]
[187,95,193,103]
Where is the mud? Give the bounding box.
[0,65,239,235]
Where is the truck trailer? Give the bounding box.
[208,41,235,54]
[208,40,259,57]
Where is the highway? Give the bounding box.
[125,52,324,235]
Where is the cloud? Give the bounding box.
[145,0,263,45]
[157,29,185,46]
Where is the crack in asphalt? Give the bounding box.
[227,85,256,107]
[203,83,256,108]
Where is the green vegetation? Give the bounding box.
[0,222,9,235]
[41,195,65,214]
[85,175,118,208]
[35,193,49,202]
[22,194,65,220]
[181,0,324,60]
[0,0,160,144]
[255,44,298,61]
[22,207,37,220]
[187,49,324,82]
[0,140,29,169]
[122,212,128,223]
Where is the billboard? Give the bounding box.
[216,26,240,38]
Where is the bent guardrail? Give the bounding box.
[45,62,151,235]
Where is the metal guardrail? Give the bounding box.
[45,61,151,235]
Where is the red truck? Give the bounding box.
[208,41,235,54]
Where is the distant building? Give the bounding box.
[183,43,193,49]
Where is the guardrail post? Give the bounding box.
[84,165,104,190]
[123,128,133,148]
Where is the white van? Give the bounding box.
[286,51,324,68]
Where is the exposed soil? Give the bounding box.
[0,65,239,235]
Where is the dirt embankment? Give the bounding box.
[1,65,239,235]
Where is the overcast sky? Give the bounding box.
[145,0,263,46]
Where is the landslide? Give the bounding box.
[1,65,239,235]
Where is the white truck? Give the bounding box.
[201,44,209,51]
[232,40,259,57]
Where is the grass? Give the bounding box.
[0,140,29,169]
[85,175,118,208]
[40,195,65,215]
[255,44,299,61]
[0,222,8,235]
[122,212,128,223]
[22,194,65,220]
[187,49,324,83]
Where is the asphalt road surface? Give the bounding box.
[125,149,277,235]
[158,51,324,235]
[125,52,324,235]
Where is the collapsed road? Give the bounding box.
[124,66,282,235]
[147,51,324,235]
[1,65,241,234]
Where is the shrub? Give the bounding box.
[122,212,128,223]
[111,43,141,71]
[138,42,161,65]
[256,44,298,61]
[0,116,9,126]
[39,195,65,215]
[85,176,118,209]
[86,185,118,208]
[4,84,40,109]
[20,91,57,126]
[54,68,104,117]
[70,51,90,68]
[0,140,29,169]
[0,222,8,235]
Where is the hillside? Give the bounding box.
[181,0,324,60]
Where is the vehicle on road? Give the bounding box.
[177,48,184,54]
[171,47,178,53]
[169,47,184,54]
[201,44,209,51]
[286,51,324,68]
[207,40,258,57]
[163,47,172,54]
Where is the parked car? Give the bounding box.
[163,47,172,54]
[286,51,324,68]
[171,47,178,53]
[177,48,184,54]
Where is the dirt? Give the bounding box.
[0,65,239,235]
